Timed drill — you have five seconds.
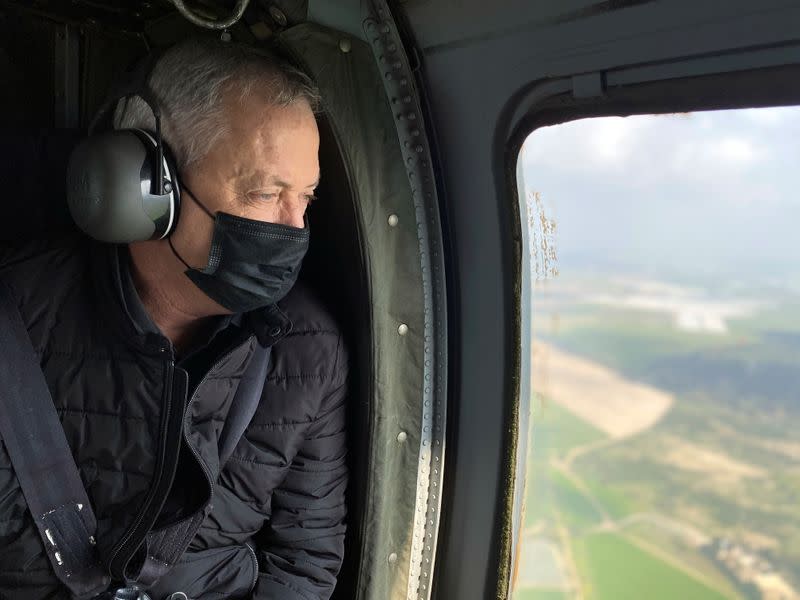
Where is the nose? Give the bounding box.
[276,202,307,229]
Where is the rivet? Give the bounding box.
[268,6,287,27]
[388,43,397,52]
[411,129,420,137]
[415,145,424,153]
[339,38,352,53]
[408,112,417,120]
[381,25,391,34]
[54,552,63,565]
[398,323,409,336]
[385,73,393,80]
[388,552,398,564]
[397,431,407,443]
[220,30,232,43]
[403,96,412,103]
[388,214,399,227]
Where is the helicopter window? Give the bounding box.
[514,107,800,600]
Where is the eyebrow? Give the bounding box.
[266,175,320,189]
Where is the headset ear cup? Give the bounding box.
[66,129,180,243]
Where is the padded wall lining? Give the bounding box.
[279,22,428,600]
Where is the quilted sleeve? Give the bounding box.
[251,334,349,600]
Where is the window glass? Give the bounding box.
[514,107,800,600]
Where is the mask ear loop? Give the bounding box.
[167,183,216,270]
[168,236,192,270]
[180,183,216,220]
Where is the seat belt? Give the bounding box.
[218,342,272,467]
[0,281,110,599]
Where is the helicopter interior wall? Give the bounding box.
[0,9,54,130]
[393,0,800,598]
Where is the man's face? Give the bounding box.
[171,89,320,270]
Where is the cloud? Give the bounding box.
[517,106,800,277]
[712,137,759,163]
[739,105,795,125]
[520,108,797,204]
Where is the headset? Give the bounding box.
[66,53,181,244]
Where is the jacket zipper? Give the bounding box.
[108,354,177,578]
[245,541,259,592]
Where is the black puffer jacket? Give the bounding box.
[0,233,348,600]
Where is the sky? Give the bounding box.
[518,106,800,284]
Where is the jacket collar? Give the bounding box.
[244,302,292,347]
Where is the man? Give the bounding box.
[0,38,348,599]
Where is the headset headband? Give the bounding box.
[89,53,168,196]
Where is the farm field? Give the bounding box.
[514,275,800,600]
[574,532,730,600]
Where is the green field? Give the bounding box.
[574,533,731,600]
[527,399,606,459]
[523,401,605,529]
[535,306,741,375]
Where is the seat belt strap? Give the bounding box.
[218,342,272,467]
[0,281,110,599]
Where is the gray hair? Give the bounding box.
[113,38,321,170]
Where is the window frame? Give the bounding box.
[504,58,800,597]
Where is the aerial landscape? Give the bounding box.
[515,274,800,600]
[513,107,800,600]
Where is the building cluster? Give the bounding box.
[713,538,798,600]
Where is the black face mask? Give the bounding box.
[169,184,309,313]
